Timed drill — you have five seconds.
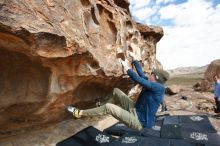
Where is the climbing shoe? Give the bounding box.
[65,105,81,118]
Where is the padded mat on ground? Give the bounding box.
[162,115,211,125]
[57,115,220,146]
[163,115,179,125]
[122,136,170,146]
[161,124,182,139]
[179,115,210,124]
[103,123,140,136]
[56,126,114,146]
[180,123,216,133]
[182,131,220,146]
[104,123,160,138]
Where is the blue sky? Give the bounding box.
[129,0,220,69]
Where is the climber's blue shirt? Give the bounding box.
[127,60,165,128]
[214,81,220,100]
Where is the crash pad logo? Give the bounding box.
[95,134,110,143]
[152,125,161,131]
[122,136,138,143]
[190,132,208,141]
[190,116,204,121]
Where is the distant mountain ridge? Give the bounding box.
[168,65,208,76]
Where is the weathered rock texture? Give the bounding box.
[205,59,220,82]
[0,0,163,137]
[166,85,182,95]
[193,79,211,92]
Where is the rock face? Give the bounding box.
[156,59,163,69]
[166,85,183,95]
[0,0,163,137]
[193,79,211,92]
[204,59,220,82]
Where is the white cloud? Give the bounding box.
[159,4,181,20]
[129,0,159,22]
[129,0,151,9]
[129,0,220,69]
[156,0,176,5]
[131,6,157,20]
[157,0,220,69]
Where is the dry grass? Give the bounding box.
[166,72,204,87]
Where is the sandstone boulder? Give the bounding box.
[204,59,220,82]
[0,0,163,137]
[193,79,211,91]
[166,85,183,95]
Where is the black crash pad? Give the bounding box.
[160,115,217,139]
[104,123,160,138]
[107,136,141,146]
[182,131,220,146]
[180,123,217,133]
[137,137,170,146]
[56,126,114,146]
[179,115,210,124]
[141,127,161,138]
[161,124,182,139]
[163,115,179,125]
[107,136,170,146]
[57,115,220,146]
[103,123,140,137]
